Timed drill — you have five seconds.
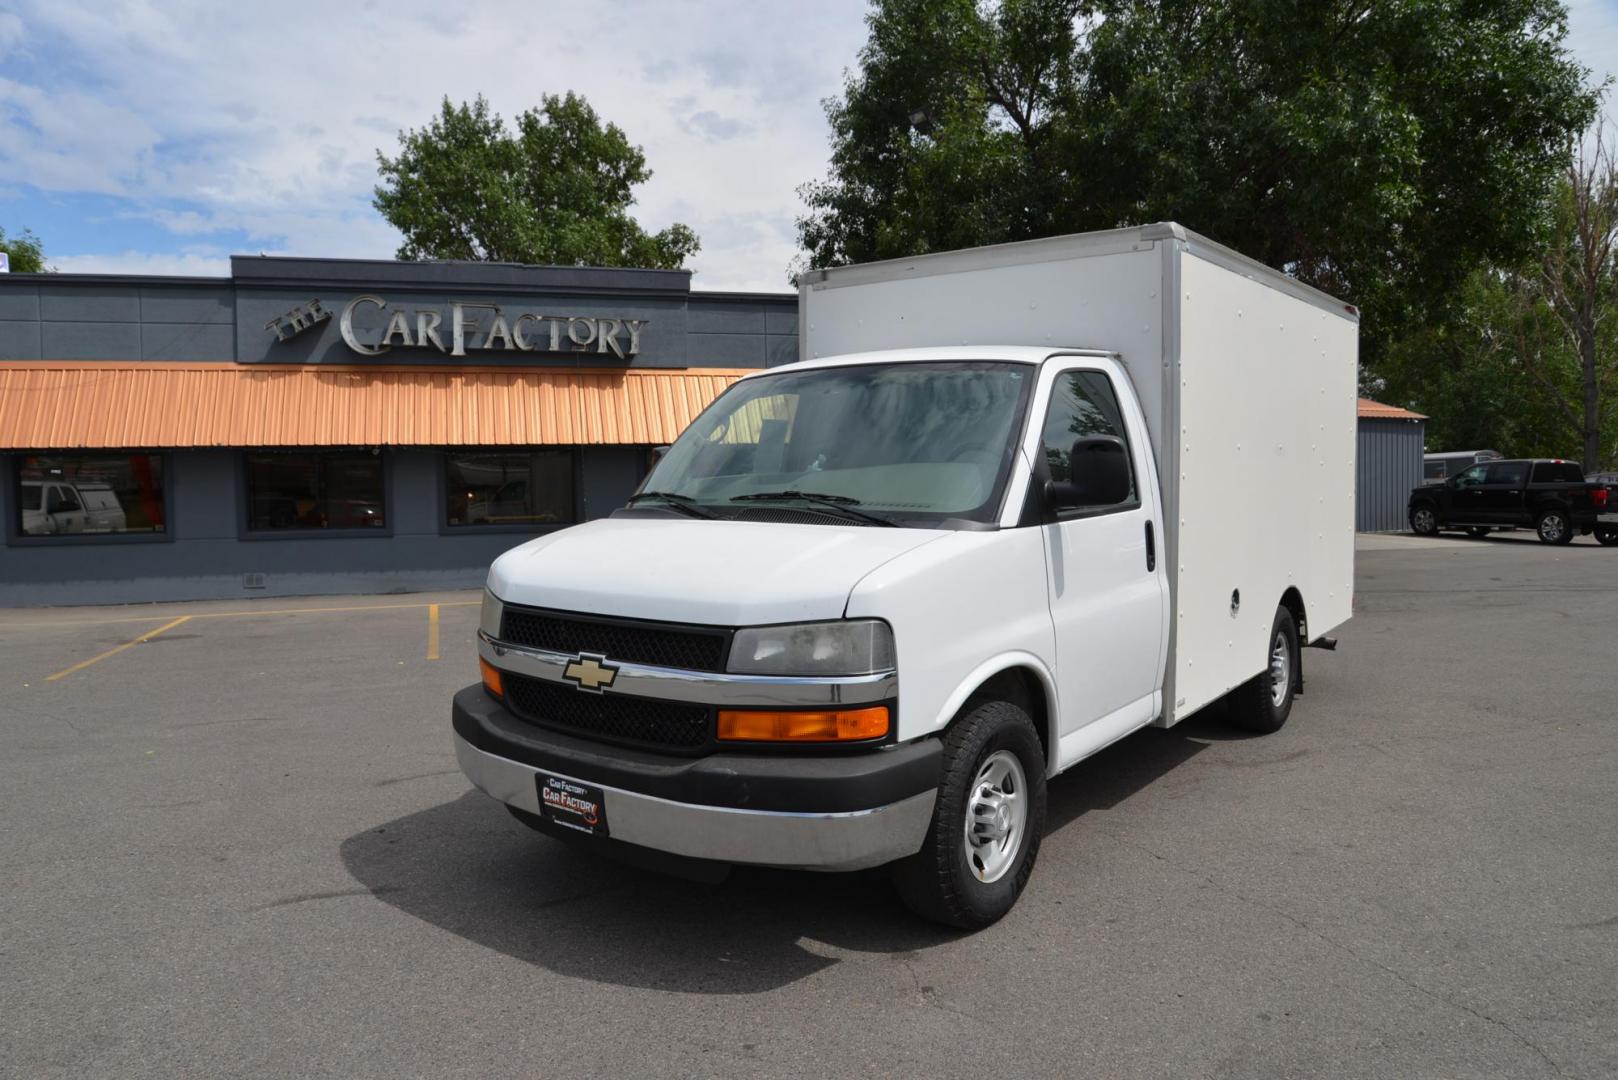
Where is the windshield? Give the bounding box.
[640,361,1032,526]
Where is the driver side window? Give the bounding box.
[1040,370,1138,512]
[1454,465,1489,489]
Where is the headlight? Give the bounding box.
[480,590,504,638]
[728,619,895,676]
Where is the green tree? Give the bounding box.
[1379,136,1618,470]
[1516,136,1618,470]
[375,93,699,269]
[796,0,1598,371]
[0,226,48,273]
[1376,269,1577,459]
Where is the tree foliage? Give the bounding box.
[0,226,48,273]
[375,93,699,270]
[1377,269,1580,460]
[797,0,1598,370]
[1380,139,1618,470]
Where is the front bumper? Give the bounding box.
[452,686,940,871]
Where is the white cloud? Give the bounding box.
[0,0,870,291]
[50,250,230,276]
[1567,0,1618,88]
[0,12,22,59]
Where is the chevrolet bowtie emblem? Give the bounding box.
[562,653,619,693]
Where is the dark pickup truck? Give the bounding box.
[1408,459,1610,545]
[1591,472,1618,546]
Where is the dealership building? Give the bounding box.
[0,257,797,606]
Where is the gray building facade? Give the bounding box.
[0,256,797,606]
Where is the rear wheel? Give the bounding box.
[891,698,1046,929]
[1465,527,1490,538]
[1597,527,1618,547]
[1228,606,1299,734]
[1536,510,1574,545]
[1410,505,1439,536]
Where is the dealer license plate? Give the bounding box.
[535,773,609,838]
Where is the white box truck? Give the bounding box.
[455,223,1358,927]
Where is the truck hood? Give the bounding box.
[486,517,950,626]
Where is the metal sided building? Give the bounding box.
[0,257,796,606]
[1356,397,1428,533]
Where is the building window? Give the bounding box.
[444,450,576,528]
[15,453,166,537]
[245,451,386,531]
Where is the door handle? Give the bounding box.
[1145,521,1156,572]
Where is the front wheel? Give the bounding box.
[891,698,1046,930]
[1410,505,1440,536]
[1228,606,1299,734]
[1536,510,1574,545]
[1596,527,1618,547]
[1465,527,1490,538]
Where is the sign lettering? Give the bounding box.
[265,299,331,341]
[330,295,646,358]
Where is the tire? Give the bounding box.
[1597,527,1618,547]
[891,698,1046,930]
[1410,505,1440,536]
[1228,606,1299,735]
[1465,527,1490,538]
[1536,510,1574,545]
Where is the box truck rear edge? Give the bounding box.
[456,222,1358,928]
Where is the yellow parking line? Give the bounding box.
[6,599,479,631]
[45,615,194,682]
[427,603,441,661]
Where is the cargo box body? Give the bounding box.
[798,223,1358,724]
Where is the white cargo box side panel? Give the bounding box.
[1170,252,1357,721]
[801,241,1170,451]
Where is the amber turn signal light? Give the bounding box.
[479,658,504,698]
[717,706,889,743]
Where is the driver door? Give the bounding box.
[1445,464,1489,524]
[1032,360,1169,757]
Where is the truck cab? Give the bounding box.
[455,225,1358,927]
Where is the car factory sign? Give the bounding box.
[272,295,649,359]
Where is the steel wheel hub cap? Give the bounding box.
[1270,631,1290,708]
[964,749,1028,884]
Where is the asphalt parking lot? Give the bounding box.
[2,531,1615,1079]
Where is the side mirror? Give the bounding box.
[1045,436,1131,511]
[648,445,671,469]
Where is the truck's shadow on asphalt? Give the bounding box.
[339,724,1209,994]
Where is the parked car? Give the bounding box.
[1423,449,1502,483]
[456,224,1357,928]
[1589,471,1618,546]
[1408,459,1608,544]
[18,480,127,535]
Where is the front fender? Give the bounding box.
[845,528,1056,745]
[927,651,1060,775]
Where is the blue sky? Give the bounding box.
[1,0,1615,291]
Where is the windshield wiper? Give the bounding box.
[626,491,720,520]
[730,490,898,527]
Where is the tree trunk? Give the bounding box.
[1576,305,1600,471]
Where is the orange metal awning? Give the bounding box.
[0,362,753,449]
[1357,397,1427,421]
